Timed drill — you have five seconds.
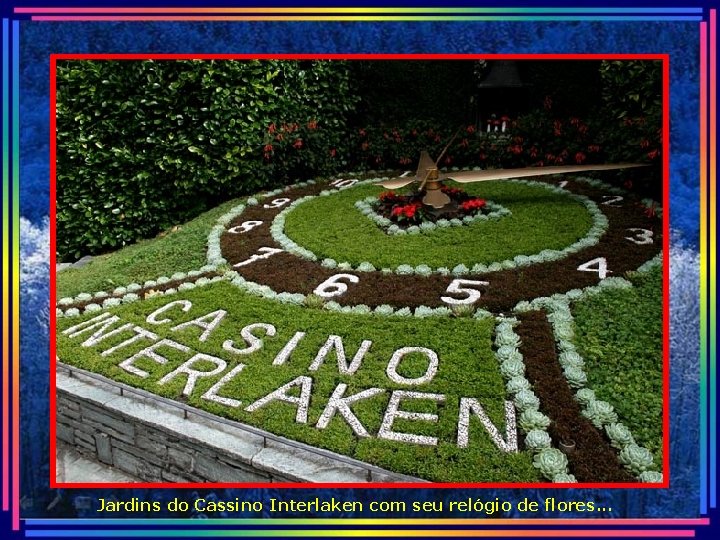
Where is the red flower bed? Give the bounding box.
[374,187,489,227]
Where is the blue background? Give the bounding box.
[13,12,704,527]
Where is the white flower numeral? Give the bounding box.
[577,257,610,279]
[601,195,624,207]
[441,279,490,305]
[330,179,358,188]
[625,228,654,245]
[228,221,263,234]
[263,198,291,209]
[558,180,568,188]
[234,247,283,268]
[314,274,360,298]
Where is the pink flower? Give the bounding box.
[293,138,303,149]
[575,151,586,164]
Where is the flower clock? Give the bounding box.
[56,168,664,485]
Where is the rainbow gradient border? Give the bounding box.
[1,3,717,538]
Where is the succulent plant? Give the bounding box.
[619,444,655,474]
[357,261,376,272]
[496,345,523,363]
[524,429,552,452]
[102,298,122,308]
[396,264,415,275]
[500,358,525,379]
[533,448,569,479]
[563,366,588,389]
[605,423,636,450]
[552,473,578,483]
[506,376,531,394]
[559,350,585,369]
[495,331,521,348]
[582,400,618,428]
[452,264,469,276]
[413,306,435,318]
[638,470,663,483]
[374,304,395,316]
[513,389,540,411]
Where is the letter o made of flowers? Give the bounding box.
[386,347,439,385]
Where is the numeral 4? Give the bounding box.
[577,257,610,279]
[441,279,489,305]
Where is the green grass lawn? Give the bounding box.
[283,181,593,269]
[57,282,539,483]
[571,265,663,463]
[56,197,243,299]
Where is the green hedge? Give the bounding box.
[56,60,357,260]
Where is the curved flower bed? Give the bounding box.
[56,170,664,484]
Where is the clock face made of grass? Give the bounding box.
[56,171,663,485]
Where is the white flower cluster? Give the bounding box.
[573,176,625,195]
[636,252,663,274]
[207,203,247,266]
[492,317,575,483]
[353,196,512,236]
[540,296,662,483]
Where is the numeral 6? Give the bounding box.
[314,274,360,298]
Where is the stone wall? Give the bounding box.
[56,367,418,484]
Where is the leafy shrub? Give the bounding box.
[56,60,356,260]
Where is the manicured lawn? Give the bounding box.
[56,198,243,299]
[283,181,593,269]
[571,265,663,463]
[56,282,540,483]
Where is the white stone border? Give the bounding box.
[513,256,664,483]
[258,178,609,276]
